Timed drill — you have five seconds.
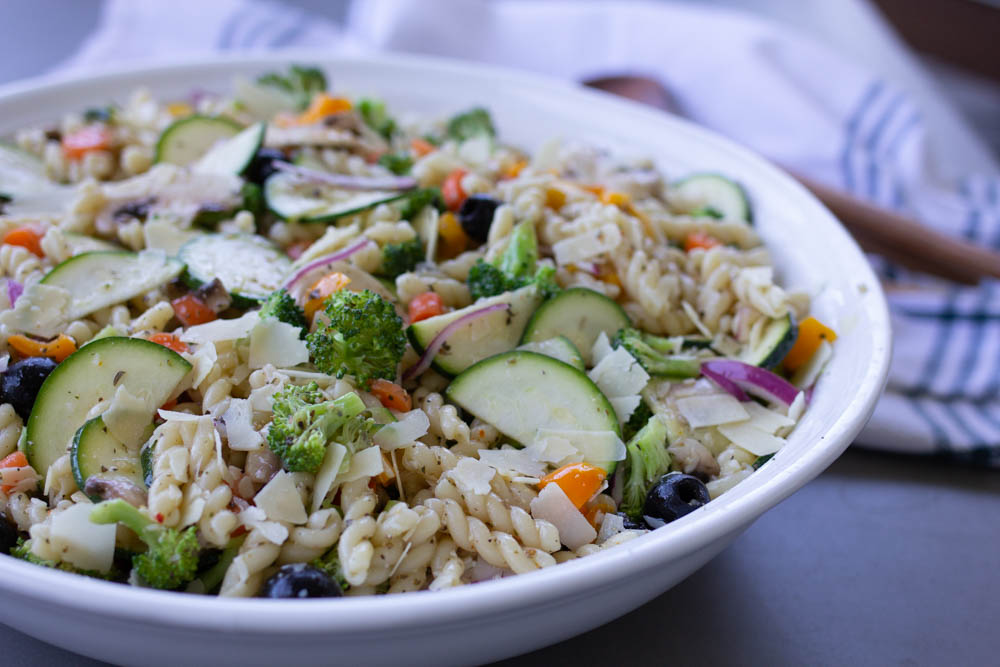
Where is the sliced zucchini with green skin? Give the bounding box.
[71,416,152,501]
[25,337,191,476]
[739,313,797,369]
[141,437,155,488]
[445,351,621,472]
[155,115,242,166]
[521,287,631,366]
[194,122,266,176]
[179,233,290,306]
[517,335,584,371]
[264,171,408,223]
[40,250,184,320]
[672,173,752,223]
[407,286,543,376]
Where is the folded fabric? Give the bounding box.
[54,0,1000,464]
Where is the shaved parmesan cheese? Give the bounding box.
[249,382,280,413]
[157,409,204,422]
[536,428,626,465]
[238,506,288,544]
[42,503,117,572]
[477,448,548,479]
[312,442,347,513]
[143,218,200,255]
[338,445,384,483]
[590,332,614,365]
[184,343,218,389]
[526,434,581,465]
[530,483,596,550]
[249,318,309,369]
[448,457,495,495]
[255,470,308,524]
[222,399,263,451]
[742,401,794,434]
[597,511,626,543]
[717,422,786,456]
[588,347,649,398]
[0,283,71,338]
[676,394,749,428]
[374,410,430,450]
[102,384,155,445]
[786,391,807,423]
[552,223,622,265]
[179,311,259,344]
[609,395,641,423]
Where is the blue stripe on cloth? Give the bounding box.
[906,396,950,450]
[864,91,907,202]
[840,80,884,195]
[217,8,247,50]
[268,16,309,46]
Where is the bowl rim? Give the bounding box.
[0,50,891,634]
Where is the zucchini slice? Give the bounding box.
[521,287,631,365]
[264,171,408,223]
[25,337,191,476]
[179,233,290,306]
[445,351,621,471]
[155,115,242,166]
[71,416,150,501]
[739,313,797,369]
[407,286,543,376]
[517,336,585,371]
[672,173,752,223]
[40,250,184,320]
[194,122,266,176]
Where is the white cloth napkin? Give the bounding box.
[56,0,1000,464]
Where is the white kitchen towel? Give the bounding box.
[56,0,1000,464]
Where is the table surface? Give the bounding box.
[3,2,999,666]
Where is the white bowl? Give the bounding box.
[0,53,890,667]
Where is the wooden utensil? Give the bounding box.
[583,74,1000,285]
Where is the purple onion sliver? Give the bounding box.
[7,280,23,307]
[805,384,815,405]
[274,161,417,191]
[700,363,750,402]
[700,359,799,406]
[402,304,510,382]
[282,237,374,291]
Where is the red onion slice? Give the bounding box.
[283,237,374,292]
[274,161,417,191]
[700,360,799,406]
[700,363,750,402]
[402,304,510,382]
[6,280,23,307]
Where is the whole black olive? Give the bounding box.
[458,194,500,243]
[245,148,289,186]
[642,472,711,528]
[259,564,342,599]
[0,513,18,555]
[1,357,58,420]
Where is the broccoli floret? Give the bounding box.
[446,107,496,142]
[267,383,372,473]
[622,400,654,442]
[259,288,308,335]
[612,328,702,379]
[256,65,327,111]
[467,221,559,300]
[621,415,672,519]
[306,290,407,388]
[377,152,414,175]
[358,98,397,140]
[311,547,349,592]
[379,237,424,280]
[89,500,200,589]
[399,187,445,221]
[11,537,121,581]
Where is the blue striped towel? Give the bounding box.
[60,0,1000,463]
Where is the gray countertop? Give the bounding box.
[3,2,999,665]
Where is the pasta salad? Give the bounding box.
[0,65,836,597]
